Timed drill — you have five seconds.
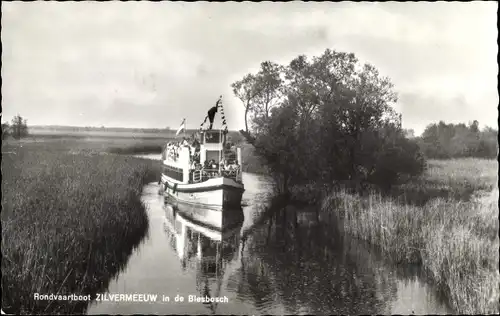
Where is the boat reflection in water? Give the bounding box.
[165,197,245,232]
[163,202,243,314]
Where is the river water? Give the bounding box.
[87,155,452,315]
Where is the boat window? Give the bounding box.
[204,131,221,144]
[164,165,183,182]
[205,150,220,163]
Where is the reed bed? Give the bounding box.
[321,158,499,314]
[1,143,160,314]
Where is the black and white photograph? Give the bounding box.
[1,1,498,315]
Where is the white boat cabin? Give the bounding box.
[162,129,242,185]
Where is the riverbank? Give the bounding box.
[320,158,499,314]
[1,141,161,314]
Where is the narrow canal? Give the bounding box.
[87,155,452,315]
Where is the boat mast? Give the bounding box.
[219,129,222,175]
[218,97,223,174]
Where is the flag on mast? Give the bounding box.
[176,118,186,136]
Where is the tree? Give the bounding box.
[417,120,497,159]
[252,61,284,121]
[403,129,415,138]
[10,115,28,140]
[252,105,300,193]
[469,120,479,134]
[231,74,260,134]
[232,48,425,194]
[2,122,11,139]
[231,62,284,135]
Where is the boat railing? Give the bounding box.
[190,167,242,183]
[193,170,202,183]
[221,169,240,180]
[202,169,220,182]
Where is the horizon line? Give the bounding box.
[24,124,243,132]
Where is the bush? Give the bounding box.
[368,131,426,191]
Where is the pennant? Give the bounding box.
[198,95,226,131]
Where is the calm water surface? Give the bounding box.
[88,155,452,315]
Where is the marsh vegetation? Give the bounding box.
[1,138,161,314]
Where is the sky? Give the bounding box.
[2,1,498,135]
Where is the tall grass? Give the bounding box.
[390,158,498,206]
[1,144,160,314]
[321,158,499,314]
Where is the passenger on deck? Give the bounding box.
[208,159,216,169]
[228,160,239,170]
[192,138,200,148]
[193,152,200,163]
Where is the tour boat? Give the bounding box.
[159,96,245,220]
